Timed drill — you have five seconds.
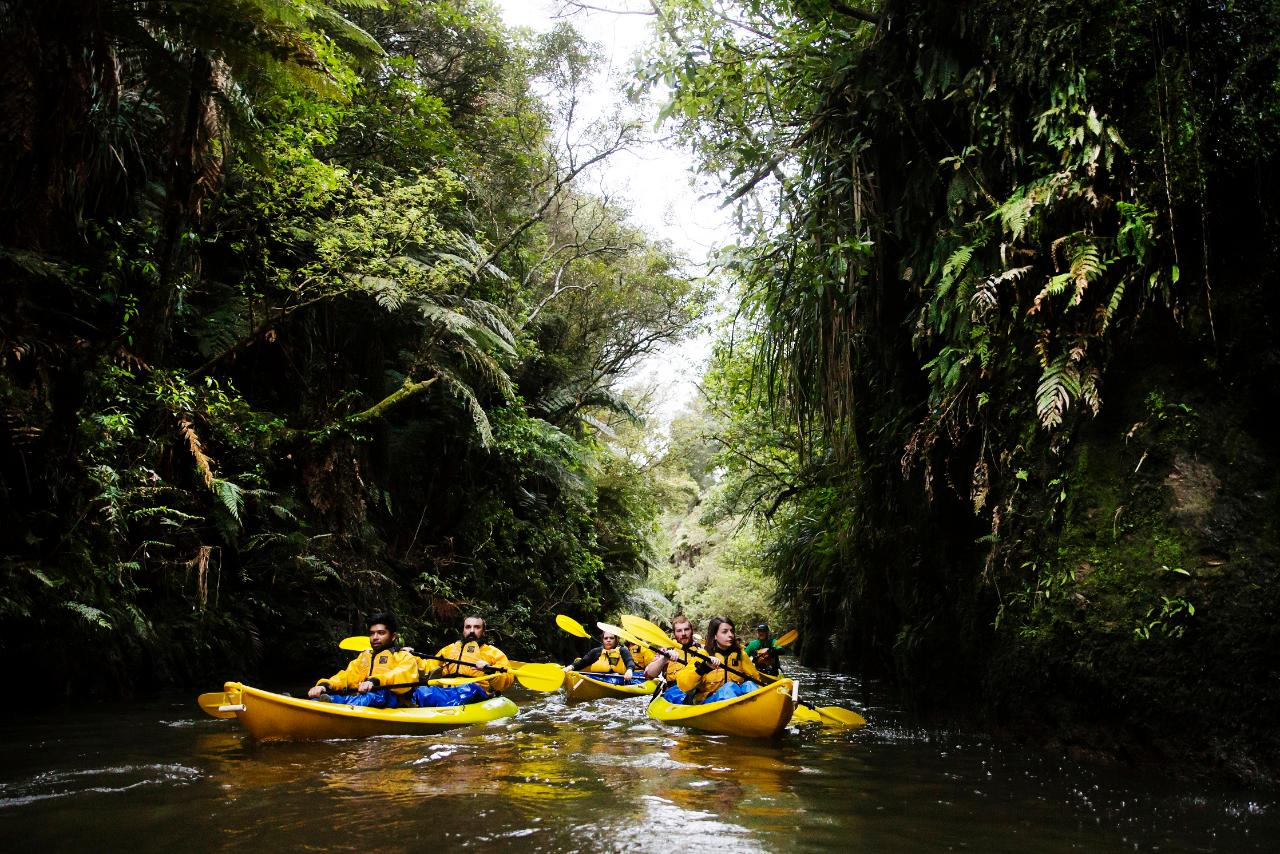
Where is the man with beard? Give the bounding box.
[644,614,701,703]
[410,615,514,707]
[308,613,419,707]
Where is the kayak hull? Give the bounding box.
[647,679,796,738]
[219,682,518,741]
[563,670,655,701]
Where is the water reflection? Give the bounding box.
[0,671,1277,852]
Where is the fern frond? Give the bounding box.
[436,366,494,447]
[419,302,517,357]
[363,275,406,312]
[973,265,1031,320]
[1035,358,1081,429]
[212,478,244,524]
[1068,242,1105,306]
[1028,272,1071,315]
[194,297,250,359]
[1080,366,1102,416]
[457,346,516,401]
[440,296,517,349]
[995,189,1037,240]
[940,244,974,294]
[63,601,113,630]
[1098,278,1128,334]
[307,1,387,57]
[178,417,216,488]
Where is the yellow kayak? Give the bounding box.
[212,682,518,741]
[563,670,656,701]
[647,678,797,738]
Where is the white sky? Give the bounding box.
[494,0,732,424]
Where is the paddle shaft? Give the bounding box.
[322,673,498,695]
[633,633,758,685]
[321,679,427,695]
[421,653,509,673]
[321,654,511,695]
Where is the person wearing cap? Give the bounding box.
[744,623,782,676]
[308,612,420,707]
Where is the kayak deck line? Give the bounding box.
[562,669,656,701]
[647,678,796,738]
[213,682,519,741]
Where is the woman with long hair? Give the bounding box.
[675,616,765,703]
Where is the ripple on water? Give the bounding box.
[0,763,203,809]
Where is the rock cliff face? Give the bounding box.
[974,307,1280,781]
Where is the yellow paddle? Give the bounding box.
[428,663,565,692]
[775,628,799,648]
[335,637,565,692]
[594,621,651,652]
[619,616,866,728]
[555,613,592,639]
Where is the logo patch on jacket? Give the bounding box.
[378,655,388,663]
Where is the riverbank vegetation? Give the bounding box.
[644,0,1280,780]
[0,0,707,689]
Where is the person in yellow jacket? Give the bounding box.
[566,630,639,684]
[308,612,419,708]
[675,616,765,704]
[410,615,513,707]
[625,639,656,671]
[645,614,701,703]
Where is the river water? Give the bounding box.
[1,667,1276,852]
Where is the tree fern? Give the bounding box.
[418,301,516,357]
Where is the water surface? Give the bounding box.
[1,668,1274,851]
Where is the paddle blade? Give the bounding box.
[555,614,591,639]
[790,704,821,725]
[775,629,798,648]
[197,691,238,719]
[513,662,567,692]
[339,635,371,651]
[816,706,866,728]
[619,615,675,649]
[620,614,668,639]
[596,622,648,650]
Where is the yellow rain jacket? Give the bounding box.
[676,645,764,703]
[626,642,656,670]
[424,640,514,692]
[316,648,420,696]
[653,642,702,682]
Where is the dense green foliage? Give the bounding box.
[0,0,707,691]
[648,0,1280,776]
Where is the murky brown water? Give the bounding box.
[1,668,1275,852]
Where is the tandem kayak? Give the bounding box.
[206,682,518,741]
[563,670,656,701]
[647,678,797,738]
